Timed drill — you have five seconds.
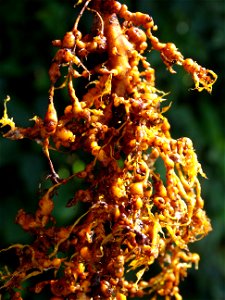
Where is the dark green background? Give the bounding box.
[0,1,224,299]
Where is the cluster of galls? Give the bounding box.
[0,0,216,299]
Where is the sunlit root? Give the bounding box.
[0,1,216,299]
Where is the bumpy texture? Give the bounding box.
[0,1,217,299]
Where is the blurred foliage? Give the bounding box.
[0,0,224,299]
